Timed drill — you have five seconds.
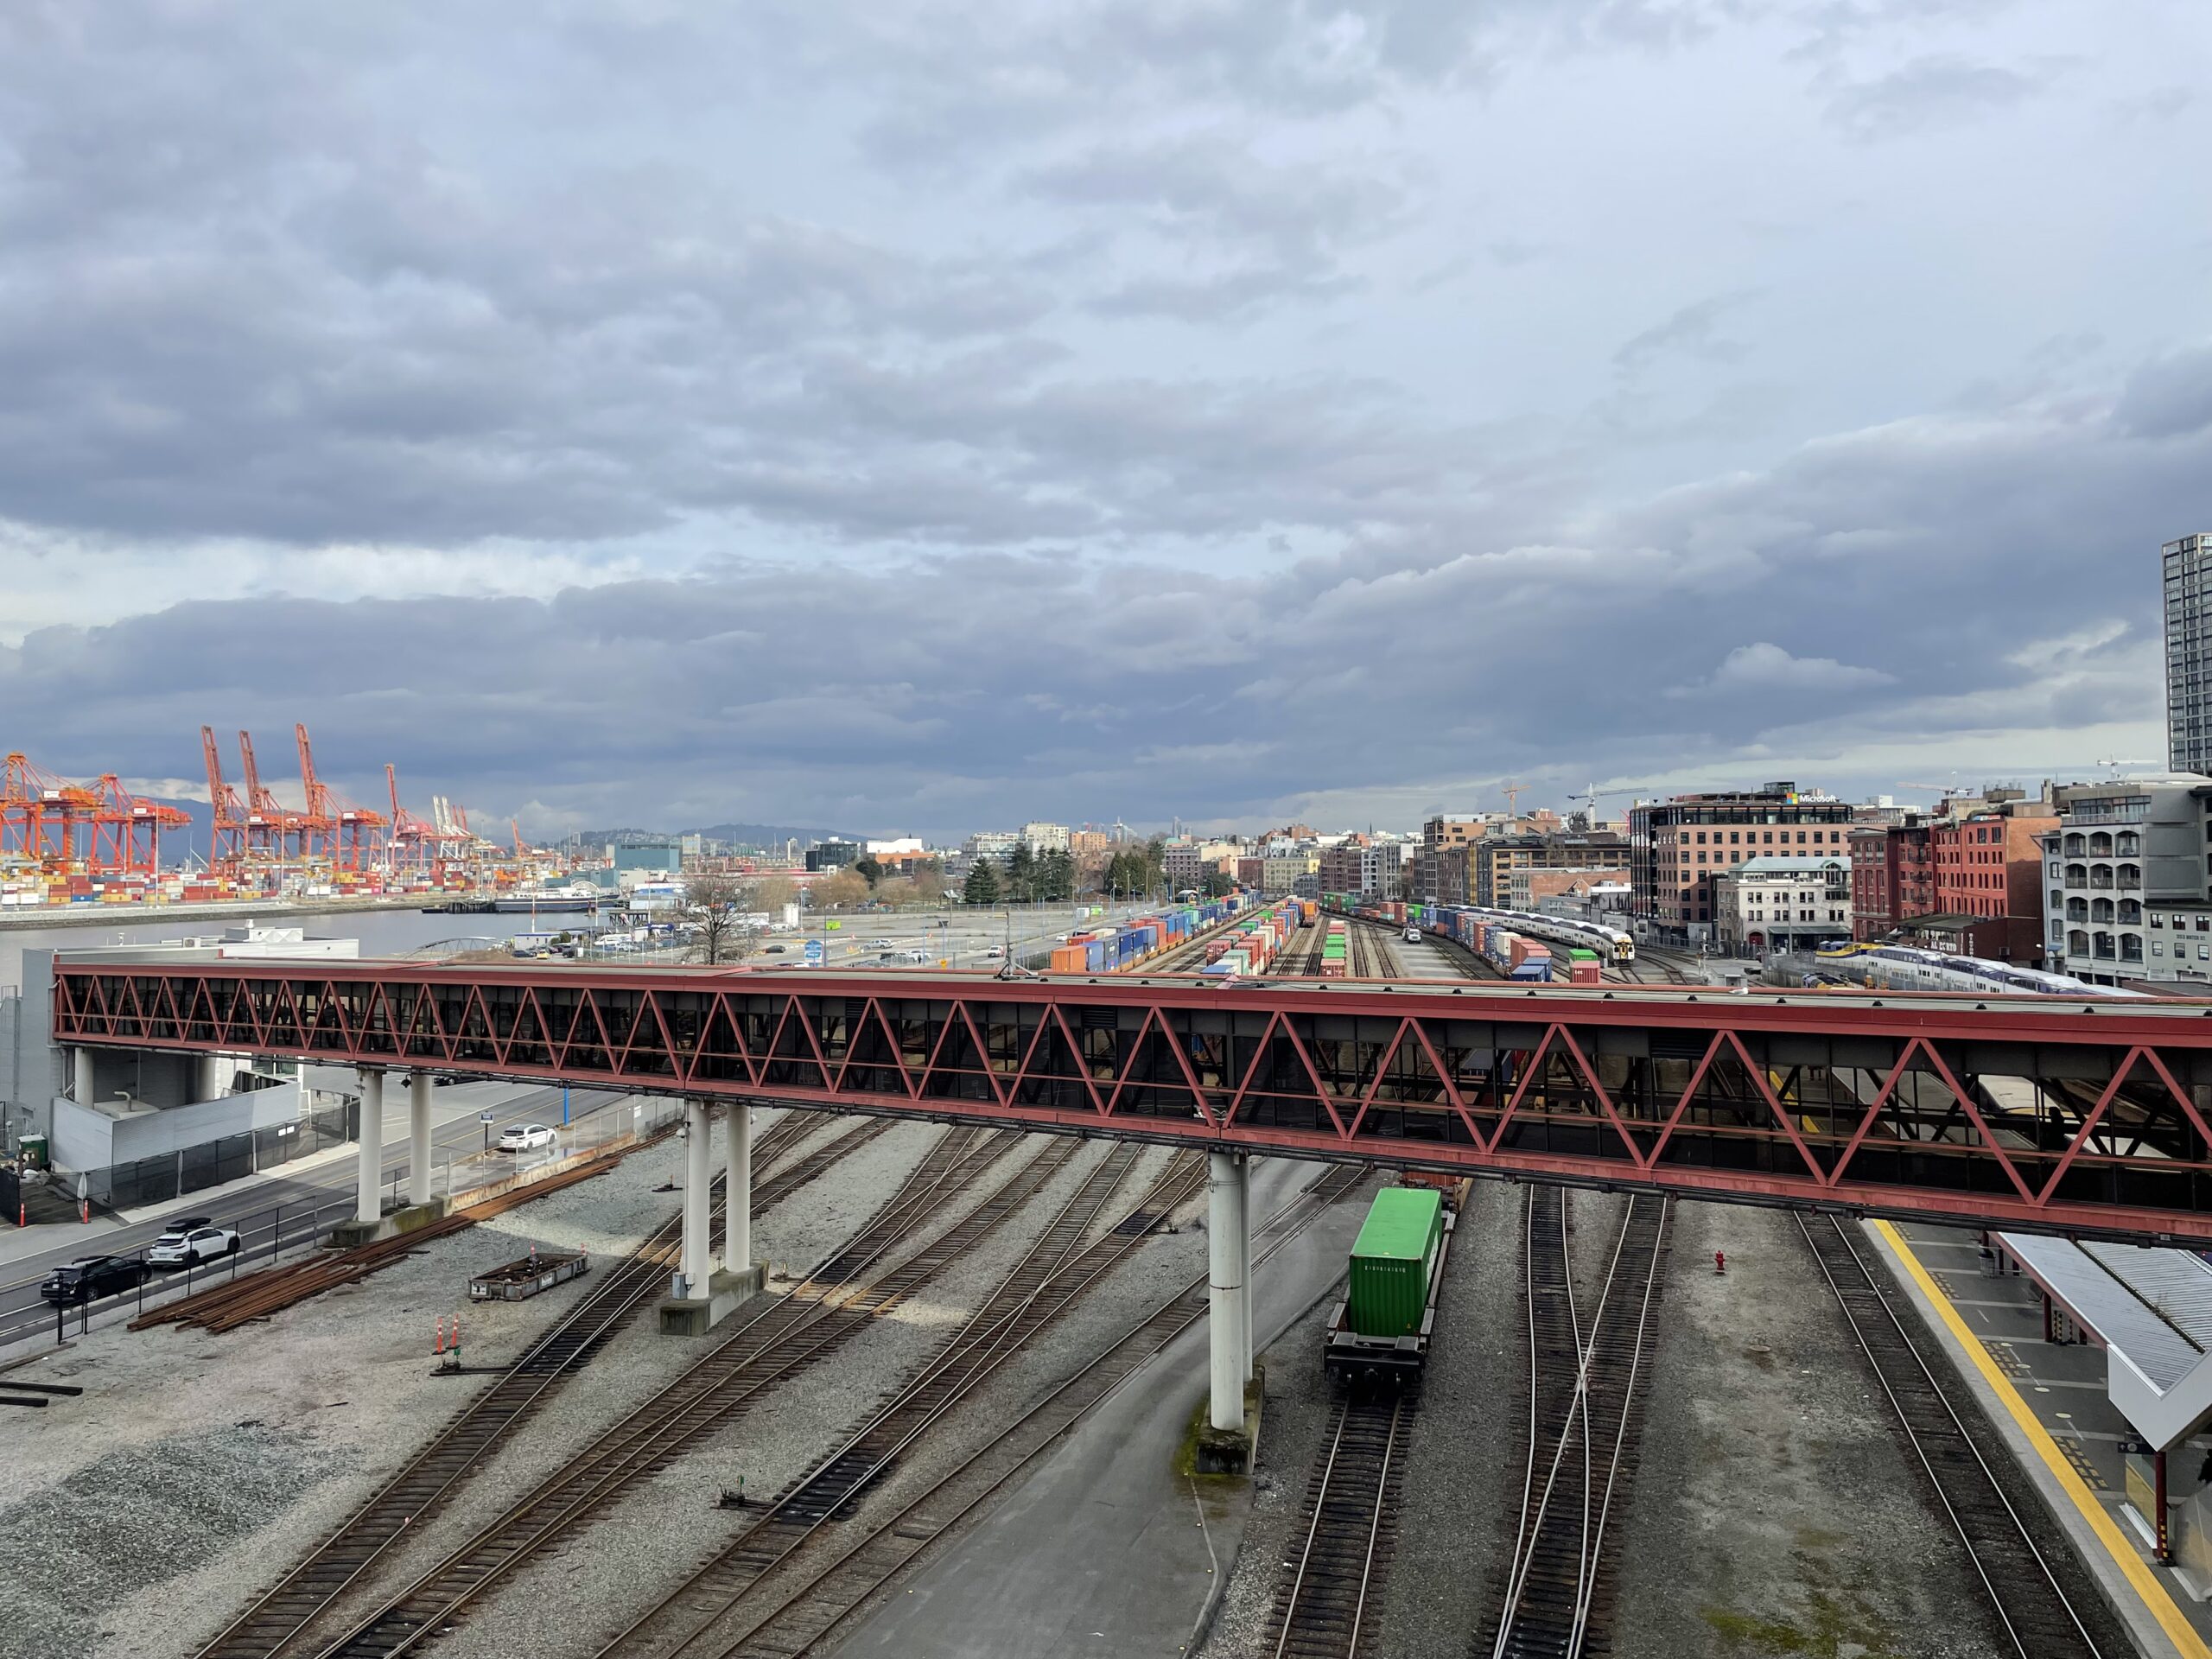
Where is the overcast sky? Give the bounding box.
[2,2,2207,842]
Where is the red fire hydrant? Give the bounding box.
[1714,1249,1727,1275]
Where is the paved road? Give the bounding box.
[0,1082,626,1354]
[839,1159,1370,1659]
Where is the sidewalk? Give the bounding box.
[0,1140,362,1271]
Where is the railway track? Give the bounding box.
[191,1111,876,1659]
[606,1160,1373,1659]
[1796,1217,2113,1659]
[1483,1187,1669,1659]
[1266,1386,1408,1658]
[601,1144,1211,1659]
[292,1125,1036,1659]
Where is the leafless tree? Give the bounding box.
[684,872,750,964]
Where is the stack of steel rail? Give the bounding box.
[189,1111,867,1659]
[302,1127,1058,1659]
[133,1120,686,1337]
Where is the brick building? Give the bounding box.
[1476,832,1629,908]
[1629,784,1855,941]
[1417,817,1484,905]
[1848,791,2057,963]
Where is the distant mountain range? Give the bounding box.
[571,823,855,851]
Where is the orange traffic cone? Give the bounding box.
[435,1316,446,1356]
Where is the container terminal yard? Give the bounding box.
[7,900,2212,1659]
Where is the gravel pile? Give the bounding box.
[0,1422,353,1659]
[1610,1199,2009,1656]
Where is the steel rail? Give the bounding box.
[649,1161,1373,1659]
[303,1125,1029,1659]
[1796,1215,2107,1659]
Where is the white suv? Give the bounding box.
[499,1122,557,1153]
[148,1221,239,1268]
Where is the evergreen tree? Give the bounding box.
[963,860,1001,906]
[1006,842,1036,902]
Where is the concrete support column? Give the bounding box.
[408,1073,434,1206]
[196,1052,226,1102]
[1236,1154,1254,1382]
[723,1104,752,1276]
[682,1097,712,1294]
[72,1046,94,1106]
[355,1068,385,1225]
[1208,1150,1249,1433]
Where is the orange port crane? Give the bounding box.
[385,764,437,874]
[296,723,386,870]
[2,753,99,866]
[237,728,306,861]
[88,775,189,874]
[201,726,249,873]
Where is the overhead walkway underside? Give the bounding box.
[48,960,2212,1243]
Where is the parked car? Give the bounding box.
[41,1254,153,1306]
[147,1222,239,1268]
[498,1122,557,1153]
[865,938,894,949]
[900,949,931,963]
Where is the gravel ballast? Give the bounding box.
[0,1105,931,1659]
[1609,1199,2011,1657]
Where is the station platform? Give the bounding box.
[1887,1218,2212,1656]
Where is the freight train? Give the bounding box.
[1325,1185,1452,1379]
[1812,942,2150,998]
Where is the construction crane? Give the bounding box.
[1500,780,1526,815]
[296,723,386,871]
[1569,782,1644,821]
[201,727,248,874]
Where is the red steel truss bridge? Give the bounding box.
[48,959,2212,1243]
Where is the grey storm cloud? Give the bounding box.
[0,0,2206,835]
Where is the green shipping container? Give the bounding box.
[1569,948,1599,961]
[1344,1187,1444,1338]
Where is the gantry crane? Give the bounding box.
[201,726,248,873]
[1,753,99,867]
[87,776,189,874]
[296,723,386,871]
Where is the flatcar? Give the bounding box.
[1325,1185,1453,1380]
[1814,942,2150,998]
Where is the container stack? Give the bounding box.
[1320,918,1349,978]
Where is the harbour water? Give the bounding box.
[0,908,565,992]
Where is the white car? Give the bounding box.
[900,949,931,963]
[498,1122,557,1153]
[147,1220,239,1268]
[984,945,1006,959]
[865,937,894,949]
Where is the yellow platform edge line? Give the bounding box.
[1871,1218,2210,1659]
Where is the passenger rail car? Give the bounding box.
[1813,943,2149,999]
[1431,905,1636,964]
